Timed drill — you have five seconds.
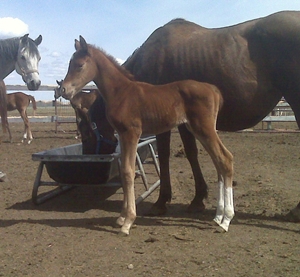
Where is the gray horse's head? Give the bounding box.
[15,34,42,90]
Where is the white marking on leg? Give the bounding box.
[214,178,225,225]
[219,186,234,232]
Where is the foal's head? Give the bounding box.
[61,36,96,100]
[61,35,134,100]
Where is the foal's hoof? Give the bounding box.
[213,217,230,232]
[115,217,125,228]
[214,225,227,233]
[0,172,7,182]
[118,230,130,237]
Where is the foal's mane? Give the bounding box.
[89,44,135,81]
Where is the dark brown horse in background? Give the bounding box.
[123,10,300,220]
[61,36,234,235]
[77,94,117,155]
[55,80,99,138]
[55,81,117,154]
[5,92,37,144]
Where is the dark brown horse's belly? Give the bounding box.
[124,12,300,130]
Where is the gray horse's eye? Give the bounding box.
[21,55,26,60]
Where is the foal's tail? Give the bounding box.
[0,80,7,133]
[28,95,37,116]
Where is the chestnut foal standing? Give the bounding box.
[61,36,234,235]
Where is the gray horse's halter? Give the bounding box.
[16,60,39,77]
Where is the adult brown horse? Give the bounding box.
[123,11,300,220]
[6,92,37,143]
[61,36,234,235]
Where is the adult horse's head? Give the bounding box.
[78,95,117,155]
[61,36,96,100]
[15,34,42,90]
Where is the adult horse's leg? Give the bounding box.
[74,109,80,139]
[5,118,12,143]
[146,131,172,215]
[178,124,207,212]
[282,93,300,221]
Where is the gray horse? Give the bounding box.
[0,34,42,180]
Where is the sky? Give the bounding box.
[1,0,300,86]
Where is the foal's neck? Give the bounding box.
[93,50,132,102]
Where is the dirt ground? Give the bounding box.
[0,122,299,277]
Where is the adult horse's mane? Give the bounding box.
[0,37,19,61]
[88,44,135,81]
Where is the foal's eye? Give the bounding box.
[21,55,26,60]
[76,63,84,70]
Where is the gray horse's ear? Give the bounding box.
[34,35,42,46]
[20,34,29,44]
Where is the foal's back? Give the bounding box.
[112,79,222,136]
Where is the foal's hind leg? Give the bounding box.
[20,110,33,144]
[178,124,207,212]
[192,125,234,232]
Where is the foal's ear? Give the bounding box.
[75,36,88,52]
[75,39,80,50]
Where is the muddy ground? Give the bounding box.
[0,122,299,277]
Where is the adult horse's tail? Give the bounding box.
[28,95,37,116]
[0,80,7,133]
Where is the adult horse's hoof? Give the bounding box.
[186,200,205,213]
[144,204,167,216]
[285,207,300,222]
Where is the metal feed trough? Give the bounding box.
[32,137,160,205]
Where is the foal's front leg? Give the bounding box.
[116,134,139,235]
